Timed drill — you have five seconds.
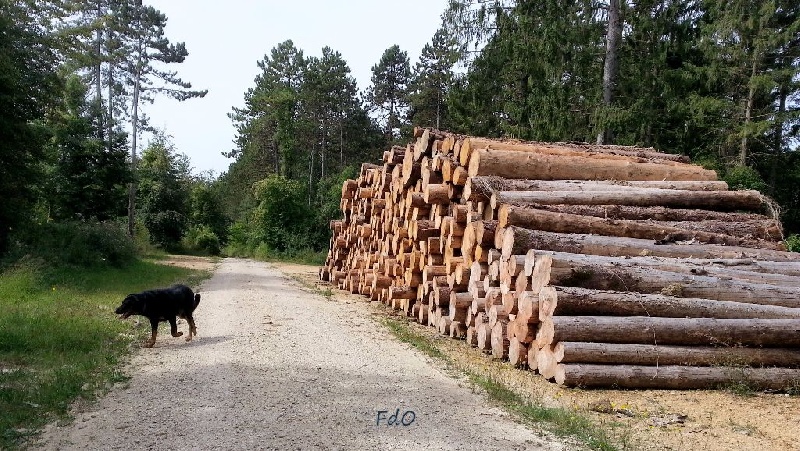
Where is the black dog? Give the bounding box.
[115,284,201,348]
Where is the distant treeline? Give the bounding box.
[2,1,798,266]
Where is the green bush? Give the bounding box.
[787,235,800,253]
[723,165,768,192]
[251,175,312,251]
[6,221,136,267]
[181,225,221,256]
[144,210,187,249]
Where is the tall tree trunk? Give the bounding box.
[339,116,344,167]
[127,70,140,237]
[321,118,326,179]
[739,53,759,166]
[94,2,103,140]
[272,138,280,175]
[308,144,314,206]
[107,60,114,154]
[127,6,143,238]
[597,0,622,145]
[436,85,441,129]
[389,95,396,139]
[769,82,787,195]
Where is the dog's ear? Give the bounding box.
[126,294,147,314]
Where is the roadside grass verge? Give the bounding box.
[0,259,208,449]
[380,315,621,451]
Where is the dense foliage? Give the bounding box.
[1,0,798,265]
[441,0,800,234]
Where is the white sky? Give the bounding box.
[143,0,449,176]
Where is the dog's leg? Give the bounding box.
[145,319,158,348]
[169,317,183,338]
[185,315,196,342]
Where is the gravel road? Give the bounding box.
[37,258,563,450]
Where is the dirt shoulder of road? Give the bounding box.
[275,262,800,451]
[157,254,218,272]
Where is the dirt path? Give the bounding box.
[36,258,563,450]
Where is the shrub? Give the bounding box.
[723,166,767,192]
[787,235,800,253]
[144,210,187,249]
[181,225,221,256]
[6,221,136,267]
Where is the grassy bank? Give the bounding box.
[0,259,209,449]
[381,315,620,450]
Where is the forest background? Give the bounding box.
[1,0,798,267]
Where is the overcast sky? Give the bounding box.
[143,0,449,176]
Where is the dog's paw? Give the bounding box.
[185,335,193,342]
[171,331,184,337]
[143,341,155,348]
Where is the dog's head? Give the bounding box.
[115,294,145,319]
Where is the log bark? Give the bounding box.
[543,286,800,320]
[498,205,782,244]
[493,189,765,212]
[542,252,800,288]
[527,203,774,223]
[463,176,729,202]
[554,342,800,367]
[554,364,800,390]
[545,259,800,307]
[468,148,717,181]
[500,227,798,261]
[459,137,691,166]
[536,316,800,347]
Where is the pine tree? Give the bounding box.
[137,132,191,247]
[0,0,60,250]
[48,75,130,221]
[366,45,412,139]
[302,47,361,179]
[409,28,459,129]
[115,0,207,236]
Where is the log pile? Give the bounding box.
[320,128,800,390]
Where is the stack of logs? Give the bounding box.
[320,128,800,390]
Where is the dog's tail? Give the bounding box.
[194,293,201,307]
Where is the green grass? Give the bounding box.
[380,315,620,451]
[223,244,326,266]
[0,259,208,449]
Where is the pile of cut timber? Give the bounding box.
[320,128,800,390]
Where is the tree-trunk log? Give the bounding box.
[536,317,800,347]
[542,252,800,288]
[468,148,718,181]
[508,337,528,367]
[493,188,765,212]
[459,138,691,167]
[500,227,798,261]
[463,176,729,202]
[525,203,777,225]
[477,323,492,352]
[554,364,800,390]
[498,205,782,243]
[545,260,800,307]
[553,342,800,367]
[491,321,509,360]
[542,286,800,320]
[528,346,539,371]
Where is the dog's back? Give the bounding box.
[170,284,200,317]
